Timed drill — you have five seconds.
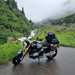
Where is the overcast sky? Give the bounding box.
[15,0,75,22]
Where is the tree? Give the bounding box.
[0,0,5,3]
[22,7,25,16]
[6,0,17,9]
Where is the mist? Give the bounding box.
[15,0,75,22]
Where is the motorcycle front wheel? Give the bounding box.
[12,57,20,65]
[12,53,24,66]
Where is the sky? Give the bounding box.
[15,0,75,22]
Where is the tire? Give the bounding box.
[52,48,57,58]
[12,58,19,66]
[47,48,57,60]
[12,53,24,66]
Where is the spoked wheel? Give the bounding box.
[12,53,24,66]
[12,58,19,66]
[46,48,57,61]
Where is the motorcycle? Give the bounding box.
[28,39,59,62]
[12,37,59,65]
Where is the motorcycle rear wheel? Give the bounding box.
[47,48,57,60]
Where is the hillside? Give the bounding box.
[0,0,32,43]
[36,13,75,25]
[50,13,75,25]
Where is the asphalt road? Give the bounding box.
[0,47,75,75]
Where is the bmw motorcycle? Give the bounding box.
[28,39,59,61]
[12,37,59,65]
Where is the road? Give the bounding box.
[0,47,75,75]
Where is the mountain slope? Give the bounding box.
[37,13,75,25]
[0,0,32,36]
[0,0,32,44]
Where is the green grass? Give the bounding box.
[35,25,75,47]
[0,41,22,64]
[56,31,75,47]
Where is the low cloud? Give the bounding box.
[16,0,75,22]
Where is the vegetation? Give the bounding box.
[0,41,22,64]
[0,0,32,63]
[34,12,75,47]
[0,0,32,44]
[34,25,75,47]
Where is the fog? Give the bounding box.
[15,0,75,22]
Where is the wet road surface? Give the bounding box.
[0,47,75,75]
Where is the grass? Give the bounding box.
[34,25,75,47]
[56,31,75,47]
[0,41,22,64]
